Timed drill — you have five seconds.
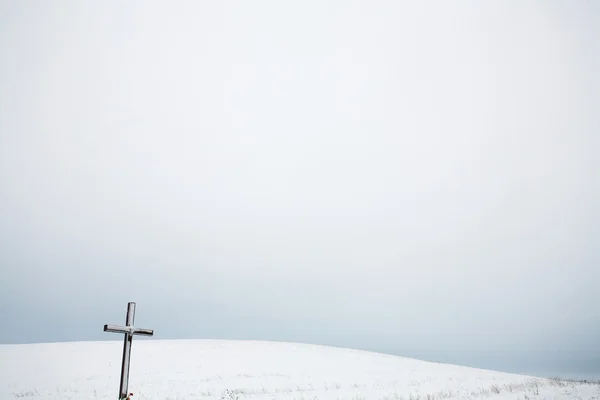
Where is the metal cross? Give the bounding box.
[104,302,154,400]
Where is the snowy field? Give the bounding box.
[1,340,598,400]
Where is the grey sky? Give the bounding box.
[1,1,599,378]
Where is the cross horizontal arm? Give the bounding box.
[104,324,129,334]
[133,328,154,336]
[104,324,154,336]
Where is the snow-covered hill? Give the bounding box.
[0,340,597,400]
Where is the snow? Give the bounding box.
[0,339,598,400]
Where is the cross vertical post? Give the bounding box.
[104,302,154,400]
[119,302,135,399]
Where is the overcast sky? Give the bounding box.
[1,1,599,378]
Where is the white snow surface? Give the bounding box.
[0,339,598,400]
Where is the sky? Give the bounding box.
[0,1,599,378]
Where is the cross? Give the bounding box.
[104,302,154,400]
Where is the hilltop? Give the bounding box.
[1,339,598,400]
